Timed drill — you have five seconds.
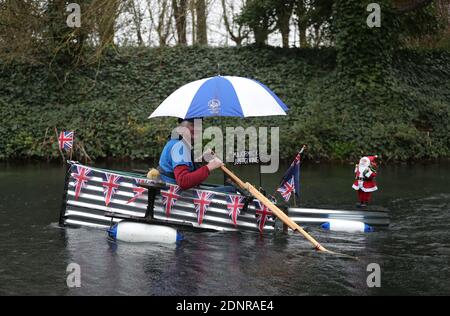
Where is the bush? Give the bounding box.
[0,46,449,162]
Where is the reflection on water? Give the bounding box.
[0,162,449,295]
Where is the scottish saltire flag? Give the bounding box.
[254,200,273,233]
[161,184,181,217]
[71,166,92,200]
[226,195,245,227]
[127,179,148,204]
[101,174,122,206]
[58,131,74,151]
[277,153,301,202]
[193,190,214,225]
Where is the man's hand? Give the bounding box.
[194,148,215,162]
[202,148,215,162]
[207,158,224,172]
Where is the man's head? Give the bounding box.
[177,118,194,139]
[177,118,194,124]
[175,118,202,143]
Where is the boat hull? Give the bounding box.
[59,162,275,233]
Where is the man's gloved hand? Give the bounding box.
[207,158,224,172]
[202,148,215,162]
[195,148,215,162]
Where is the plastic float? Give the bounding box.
[321,219,374,233]
[108,221,183,244]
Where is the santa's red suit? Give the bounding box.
[352,156,378,205]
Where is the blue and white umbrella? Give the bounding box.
[149,76,288,119]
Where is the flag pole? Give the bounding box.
[292,144,306,207]
[69,130,74,161]
[54,127,65,165]
[298,144,307,155]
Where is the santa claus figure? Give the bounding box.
[352,155,378,207]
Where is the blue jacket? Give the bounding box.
[159,139,194,183]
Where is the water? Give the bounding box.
[0,162,449,295]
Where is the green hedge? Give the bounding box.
[0,46,449,162]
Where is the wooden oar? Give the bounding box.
[220,165,331,253]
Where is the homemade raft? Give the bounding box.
[59,162,389,236]
[59,161,276,233]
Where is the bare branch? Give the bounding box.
[221,0,248,45]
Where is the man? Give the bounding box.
[158,118,225,190]
[352,155,378,207]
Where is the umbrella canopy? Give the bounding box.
[149,76,288,119]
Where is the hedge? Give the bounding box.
[0,46,449,162]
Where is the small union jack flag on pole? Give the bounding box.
[277,176,296,202]
[58,131,74,152]
[126,179,148,204]
[226,195,245,227]
[71,165,92,200]
[193,190,214,225]
[102,174,122,206]
[254,200,273,233]
[161,184,181,217]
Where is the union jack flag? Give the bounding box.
[254,200,273,233]
[126,179,148,204]
[58,131,74,151]
[193,190,214,225]
[102,174,122,206]
[277,176,295,202]
[70,165,91,200]
[161,184,181,217]
[226,195,245,227]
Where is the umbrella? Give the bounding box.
[149,76,288,119]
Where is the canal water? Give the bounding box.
[0,161,449,295]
